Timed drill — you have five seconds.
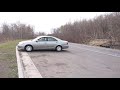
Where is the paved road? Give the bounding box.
[27,43,120,78]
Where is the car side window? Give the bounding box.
[47,37,57,41]
[38,37,47,41]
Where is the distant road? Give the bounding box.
[26,43,120,78]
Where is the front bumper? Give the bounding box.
[17,45,25,50]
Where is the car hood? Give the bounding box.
[19,40,32,44]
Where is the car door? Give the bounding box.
[35,37,47,49]
[46,37,58,49]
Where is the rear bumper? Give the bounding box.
[62,45,69,49]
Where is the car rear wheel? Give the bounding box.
[25,45,33,52]
[56,46,62,52]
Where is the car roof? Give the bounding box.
[36,36,61,40]
[37,36,55,38]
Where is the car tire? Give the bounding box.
[25,45,33,52]
[56,46,62,52]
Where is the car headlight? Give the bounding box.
[18,42,24,45]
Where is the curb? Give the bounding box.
[16,46,42,78]
[16,46,24,78]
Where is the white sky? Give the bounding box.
[0,12,112,34]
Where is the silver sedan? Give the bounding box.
[17,36,69,52]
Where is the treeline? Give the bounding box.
[1,12,120,46]
[0,22,45,42]
[51,12,120,45]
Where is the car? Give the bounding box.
[17,36,69,52]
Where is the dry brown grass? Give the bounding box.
[89,39,111,46]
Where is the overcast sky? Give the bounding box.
[0,12,112,34]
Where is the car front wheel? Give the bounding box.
[56,46,62,52]
[25,45,33,52]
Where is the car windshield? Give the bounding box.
[32,37,41,41]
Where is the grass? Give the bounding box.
[0,39,23,78]
[88,39,111,46]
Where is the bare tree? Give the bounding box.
[51,12,120,47]
[0,22,36,41]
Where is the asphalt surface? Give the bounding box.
[27,43,120,78]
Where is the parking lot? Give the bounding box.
[22,43,120,78]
